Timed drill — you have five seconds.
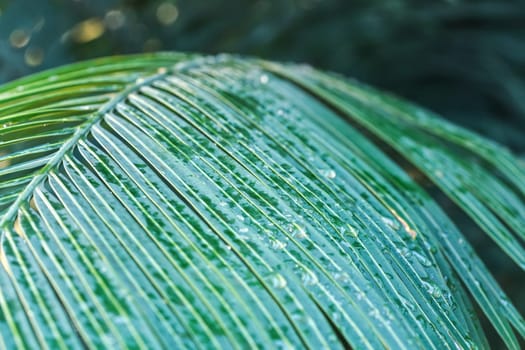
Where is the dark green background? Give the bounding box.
[1,0,524,347]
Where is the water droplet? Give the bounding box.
[344,224,359,237]
[381,216,400,230]
[421,280,442,298]
[113,316,127,325]
[333,271,351,283]
[270,239,286,250]
[321,169,336,179]
[239,227,249,233]
[271,273,287,289]
[398,295,415,311]
[100,334,118,348]
[412,250,433,267]
[274,340,294,350]
[368,309,380,319]
[331,311,341,322]
[259,74,269,84]
[292,224,307,239]
[301,270,318,286]
[397,247,412,259]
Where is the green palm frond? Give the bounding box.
[0,52,523,349]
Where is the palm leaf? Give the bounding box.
[0,52,523,349]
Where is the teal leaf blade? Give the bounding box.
[1,53,523,349]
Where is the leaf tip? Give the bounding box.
[0,245,12,275]
[14,217,26,240]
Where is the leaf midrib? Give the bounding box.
[0,71,169,230]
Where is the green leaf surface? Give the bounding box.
[1,53,523,349]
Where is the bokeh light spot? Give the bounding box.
[143,38,162,52]
[104,10,125,30]
[9,29,30,49]
[156,2,179,26]
[24,47,44,67]
[69,18,105,43]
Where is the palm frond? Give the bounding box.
[0,53,523,349]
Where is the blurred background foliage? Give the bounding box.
[1,0,524,153]
[1,0,524,346]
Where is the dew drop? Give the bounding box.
[381,216,400,230]
[397,247,412,259]
[398,295,415,311]
[259,74,269,84]
[271,273,287,289]
[412,250,433,267]
[431,288,442,298]
[292,224,307,239]
[321,169,336,179]
[274,339,294,350]
[422,280,442,298]
[301,270,318,286]
[113,316,127,325]
[333,271,350,283]
[368,309,380,319]
[346,225,359,237]
[270,239,286,250]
